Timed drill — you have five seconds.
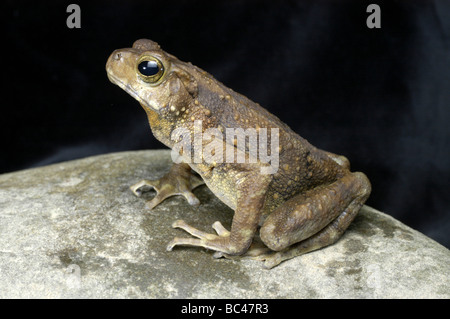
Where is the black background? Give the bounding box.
[2,0,450,248]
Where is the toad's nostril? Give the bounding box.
[114,52,122,61]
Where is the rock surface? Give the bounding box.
[0,150,449,298]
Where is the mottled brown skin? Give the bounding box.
[106,39,371,268]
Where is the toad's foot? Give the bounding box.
[167,220,240,254]
[243,250,290,269]
[167,220,282,268]
[212,235,283,269]
[130,163,204,210]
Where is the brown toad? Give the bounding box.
[106,39,371,268]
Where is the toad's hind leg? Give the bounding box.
[259,171,371,269]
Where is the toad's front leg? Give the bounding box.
[131,163,204,209]
[167,171,271,255]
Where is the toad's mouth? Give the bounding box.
[106,72,156,109]
[107,72,139,100]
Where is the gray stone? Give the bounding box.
[0,150,449,298]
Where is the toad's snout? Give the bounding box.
[106,49,136,83]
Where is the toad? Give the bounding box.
[106,39,371,268]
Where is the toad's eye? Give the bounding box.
[137,56,164,83]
